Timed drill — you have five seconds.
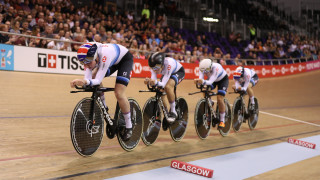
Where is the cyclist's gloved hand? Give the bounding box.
[144,78,150,85]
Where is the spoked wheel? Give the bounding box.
[217,99,232,136]
[194,98,212,139]
[232,97,244,132]
[116,98,143,151]
[248,98,259,130]
[141,97,162,146]
[70,98,104,157]
[170,97,188,142]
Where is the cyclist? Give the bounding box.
[70,42,133,141]
[194,59,229,128]
[144,52,185,124]
[232,66,259,112]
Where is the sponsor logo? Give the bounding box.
[168,65,171,71]
[102,56,107,62]
[288,138,316,149]
[226,68,231,76]
[194,67,199,76]
[272,67,276,75]
[0,45,14,71]
[133,62,142,74]
[262,68,266,76]
[38,53,84,70]
[171,160,213,178]
[306,61,320,70]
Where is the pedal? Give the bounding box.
[106,119,116,139]
[162,118,168,131]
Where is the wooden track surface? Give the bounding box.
[0,70,319,180]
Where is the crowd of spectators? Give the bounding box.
[0,0,319,66]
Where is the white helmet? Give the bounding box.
[199,59,212,73]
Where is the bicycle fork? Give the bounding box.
[204,98,216,129]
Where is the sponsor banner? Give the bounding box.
[288,138,316,149]
[14,46,85,74]
[131,59,320,79]
[0,44,14,71]
[7,45,320,78]
[171,160,214,178]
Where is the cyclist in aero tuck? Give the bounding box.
[70,42,134,141]
[144,52,185,124]
[232,66,259,113]
[194,59,229,128]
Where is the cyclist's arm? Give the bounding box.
[158,65,173,88]
[203,70,218,86]
[242,74,251,91]
[84,60,112,86]
[150,69,158,84]
[235,80,241,89]
[198,71,204,79]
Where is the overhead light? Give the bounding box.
[203,17,219,22]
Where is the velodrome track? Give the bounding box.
[0,69,319,179]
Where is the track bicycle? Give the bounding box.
[70,85,143,157]
[189,84,232,139]
[230,90,259,132]
[139,84,188,145]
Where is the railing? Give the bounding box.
[0,31,315,66]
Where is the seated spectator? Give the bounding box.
[244,40,255,52]
[10,20,21,34]
[246,51,256,65]
[234,53,243,65]
[0,24,13,44]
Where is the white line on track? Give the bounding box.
[260,110,320,127]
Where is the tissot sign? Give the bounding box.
[14,46,84,74]
[37,53,83,70]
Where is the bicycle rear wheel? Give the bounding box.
[141,97,162,146]
[116,98,143,151]
[194,98,212,139]
[248,98,259,130]
[170,97,188,142]
[232,97,244,132]
[70,98,104,157]
[217,99,232,136]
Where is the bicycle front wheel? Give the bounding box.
[248,98,259,130]
[170,97,188,142]
[141,97,162,146]
[232,97,244,132]
[194,98,212,139]
[70,98,104,157]
[217,99,232,136]
[116,98,143,151]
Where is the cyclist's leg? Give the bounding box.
[216,75,229,127]
[166,67,185,122]
[164,79,176,114]
[114,51,134,140]
[248,74,259,107]
[115,84,131,127]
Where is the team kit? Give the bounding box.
[69,42,260,157]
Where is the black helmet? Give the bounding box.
[148,52,165,68]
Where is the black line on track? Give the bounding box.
[49,129,320,180]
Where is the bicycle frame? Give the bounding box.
[139,84,177,121]
[189,84,217,120]
[230,90,249,122]
[71,85,115,126]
